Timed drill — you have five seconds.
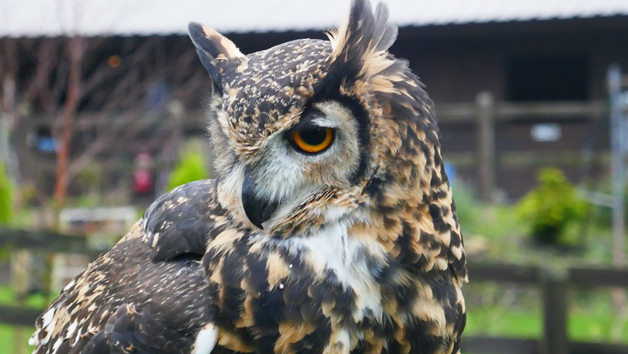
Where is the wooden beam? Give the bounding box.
[569,341,628,354]
[0,305,41,327]
[497,101,607,120]
[25,100,608,129]
[569,267,628,288]
[444,151,611,168]
[468,263,541,284]
[462,336,537,354]
[434,103,476,122]
[0,227,91,254]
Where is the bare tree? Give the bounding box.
[0,33,207,224]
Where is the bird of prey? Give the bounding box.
[30,0,467,353]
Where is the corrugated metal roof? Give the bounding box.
[2,0,628,37]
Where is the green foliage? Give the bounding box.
[452,183,527,260]
[517,167,588,246]
[166,146,209,191]
[451,182,480,236]
[0,164,11,225]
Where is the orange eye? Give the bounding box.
[290,127,334,154]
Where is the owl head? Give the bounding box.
[189,0,451,237]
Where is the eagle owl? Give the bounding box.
[30,1,467,353]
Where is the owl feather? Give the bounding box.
[30,1,467,354]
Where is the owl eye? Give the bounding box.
[290,127,335,154]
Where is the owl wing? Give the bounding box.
[30,180,224,354]
[81,303,217,354]
[80,304,180,354]
[140,179,220,262]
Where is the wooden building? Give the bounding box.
[3,0,628,200]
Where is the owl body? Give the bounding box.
[205,177,464,354]
[31,1,466,353]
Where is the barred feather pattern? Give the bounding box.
[30,1,466,354]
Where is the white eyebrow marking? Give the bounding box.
[311,116,338,128]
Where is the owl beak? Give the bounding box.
[241,173,279,230]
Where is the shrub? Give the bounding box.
[166,145,209,191]
[0,164,11,225]
[451,182,480,236]
[517,167,588,246]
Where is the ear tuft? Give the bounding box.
[188,22,244,93]
[188,23,244,61]
[372,3,397,53]
[326,0,397,83]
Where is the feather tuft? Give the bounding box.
[325,0,398,95]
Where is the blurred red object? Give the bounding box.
[133,152,154,194]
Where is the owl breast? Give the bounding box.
[286,218,386,324]
[206,211,392,354]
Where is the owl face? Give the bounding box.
[189,0,407,234]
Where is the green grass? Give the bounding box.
[0,325,33,354]
[466,305,628,342]
[466,308,542,338]
[0,285,44,354]
[0,285,48,309]
[463,282,628,345]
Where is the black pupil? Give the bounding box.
[299,128,328,146]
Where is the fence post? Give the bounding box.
[540,268,569,354]
[608,64,626,317]
[475,91,495,202]
[11,250,31,354]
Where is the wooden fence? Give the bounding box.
[19,98,609,199]
[434,96,608,202]
[463,264,628,354]
[1,227,627,353]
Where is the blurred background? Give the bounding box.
[1,0,628,353]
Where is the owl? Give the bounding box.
[29,0,467,353]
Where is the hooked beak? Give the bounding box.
[241,173,279,230]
